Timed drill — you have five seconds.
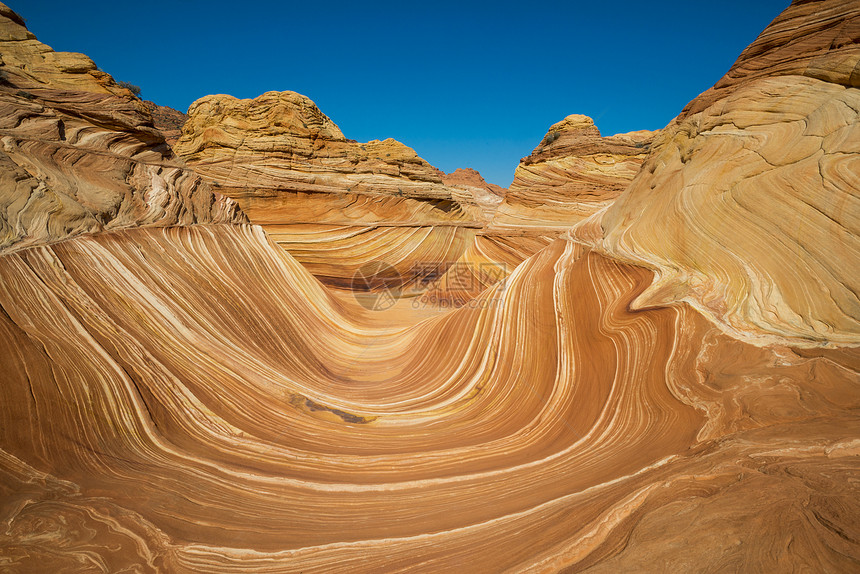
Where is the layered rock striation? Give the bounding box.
[174,91,481,225]
[1,223,857,572]
[572,0,860,347]
[440,167,506,221]
[490,114,657,233]
[0,4,244,254]
[0,1,858,572]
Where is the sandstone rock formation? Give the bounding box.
[175,91,480,224]
[1,223,858,572]
[174,90,517,297]
[142,100,186,146]
[440,167,506,197]
[571,0,860,348]
[0,4,244,254]
[490,114,657,233]
[440,167,506,221]
[0,1,858,572]
[0,4,124,96]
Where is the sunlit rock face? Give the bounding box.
[572,0,860,348]
[0,4,120,95]
[490,114,657,233]
[174,90,503,295]
[0,0,859,572]
[174,90,482,223]
[0,5,244,254]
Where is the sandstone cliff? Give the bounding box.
[0,4,244,254]
[491,114,657,233]
[572,0,860,348]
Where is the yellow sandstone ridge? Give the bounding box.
[571,0,860,348]
[491,114,658,233]
[0,1,858,572]
[0,4,129,96]
[175,90,477,221]
[0,4,244,253]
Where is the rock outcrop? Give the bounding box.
[0,4,244,254]
[681,0,860,117]
[439,167,506,222]
[491,114,657,233]
[174,91,515,296]
[142,100,186,146]
[175,91,481,225]
[0,1,858,572]
[572,0,860,348]
[0,4,125,96]
[441,167,506,197]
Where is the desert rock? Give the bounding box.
[143,100,187,146]
[174,90,510,296]
[0,5,244,253]
[572,0,860,347]
[491,114,657,233]
[0,1,858,572]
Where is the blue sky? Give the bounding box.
[18,1,789,186]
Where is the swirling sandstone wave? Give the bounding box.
[1,224,856,572]
[0,0,858,571]
[572,0,860,347]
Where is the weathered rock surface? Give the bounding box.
[572,0,860,348]
[142,100,186,146]
[440,167,506,221]
[681,0,860,117]
[491,114,657,233]
[0,4,124,96]
[441,167,506,197]
[174,90,516,296]
[175,91,481,224]
[0,4,244,254]
[0,1,858,572]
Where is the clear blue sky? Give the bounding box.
[17,1,789,186]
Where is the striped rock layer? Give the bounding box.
[0,1,858,572]
[491,114,658,233]
[0,5,244,254]
[572,0,860,348]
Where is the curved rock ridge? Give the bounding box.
[175,90,480,222]
[174,90,523,298]
[490,114,657,233]
[571,0,860,348]
[0,4,245,254]
[0,224,857,571]
[682,0,860,117]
